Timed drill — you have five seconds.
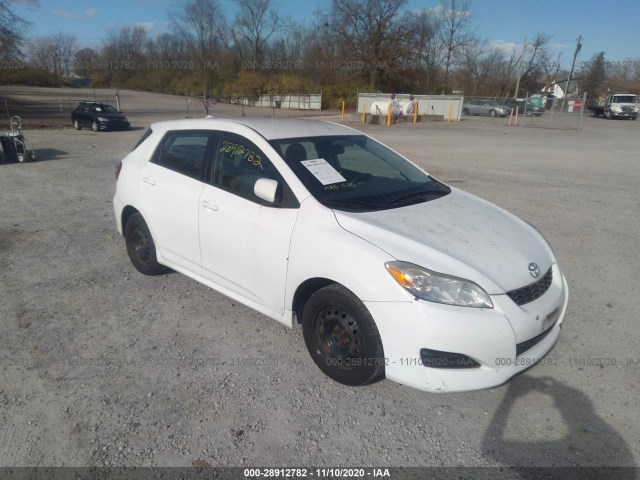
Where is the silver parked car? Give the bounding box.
[462,100,511,118]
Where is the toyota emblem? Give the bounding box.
[528,263,541,278]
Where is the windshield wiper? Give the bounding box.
[323,198,383,211]
[386,186,449,206]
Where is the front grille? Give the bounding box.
[621,106,633,113]
[507,268,553,306]
[419,349,480,369]
[516,323,555,356]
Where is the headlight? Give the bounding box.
[385,261,493,308]
[610,105,621,112]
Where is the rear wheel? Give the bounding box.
[489,109,496,118]
[302,284,385,386]
[124,213,165,275]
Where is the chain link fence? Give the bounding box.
[461,94,588,130]
[520,93,588,130]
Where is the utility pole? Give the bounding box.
[564,35,582,99]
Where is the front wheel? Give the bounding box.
[302,284,385,386]
[17,153,26,163]
[124,213,165,275]
[73,120,81,130]
[92,121,99,132]
[489,109,496,118]
[462,108,469,116]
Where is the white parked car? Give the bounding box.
[113,118,568,393]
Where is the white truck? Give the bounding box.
[588,92,638,120]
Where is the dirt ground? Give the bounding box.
[0,86,639,474]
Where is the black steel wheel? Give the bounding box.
[124,213,165,275]
[302,284,385,386]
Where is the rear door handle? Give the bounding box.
[200,200,219,211]
[142,176,156,186]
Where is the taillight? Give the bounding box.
[115,161,122,181]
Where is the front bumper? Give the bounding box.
[611,111,637,118]
[99,121,131,131]
[366,263,568,393]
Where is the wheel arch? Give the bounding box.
[121,205,140,233]
[292,277,337,324]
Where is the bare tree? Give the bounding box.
[401,9,438,91]
[437,0,474,91]
[328,0,407,89]
[0,0,39,60]
[172,0,226,105]
[74,47,99,76]
[458,39,503,96]
[28,32,76,76]
[51,32,76,76]
[232,0,281,64]
[28,36,55,71]
[152,33,188,64]
[518,33,551,93]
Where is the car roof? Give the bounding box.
[78,101,111,107]
[149,117,361,140]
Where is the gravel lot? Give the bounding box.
[1,87,639,473]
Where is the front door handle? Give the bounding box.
[142,176,156,186]
[200,200,219,211]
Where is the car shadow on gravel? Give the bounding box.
[481,375,636,477]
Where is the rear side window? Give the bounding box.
[153,131,212,180]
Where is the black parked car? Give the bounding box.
[71,102,130,132]
[502,98,544,117]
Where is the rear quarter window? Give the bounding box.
[132,129,153,151]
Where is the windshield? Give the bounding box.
[612,96,636,103]
[94,104,119,113]
[270,135,450,212]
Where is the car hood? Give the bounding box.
[98,113,128,120]
[333,188,555,294]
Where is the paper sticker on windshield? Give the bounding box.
[95,107,102,112]
[301,158,346,185]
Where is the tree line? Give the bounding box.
[1,0,639,108]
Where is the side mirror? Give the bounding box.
[254,178,279,203]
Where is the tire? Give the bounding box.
[73,119,81,130]
[17,153,26,163]
[92,121,99,132]
[462,108,469,116]
[489,109,496,118]
[632,116,637,121]
[302,284,385,386]
[124,213,165,275]
[605,111,611,120]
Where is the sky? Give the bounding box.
[13,0,640,67]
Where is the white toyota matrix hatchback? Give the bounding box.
[113,118,568,393]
